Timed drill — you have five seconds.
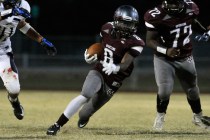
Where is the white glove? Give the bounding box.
[84,49,97,64]
[102,62,120,75]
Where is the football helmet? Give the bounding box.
[162,0,185,15]
[113,5,139,38]
[3,0,21,8]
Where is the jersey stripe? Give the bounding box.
[145,22,155,28]
[131,46,143,53]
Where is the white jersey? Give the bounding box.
[0,0,30,54]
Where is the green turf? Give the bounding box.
[0,90,209,140]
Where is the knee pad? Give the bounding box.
[187,86,200,100]
[2,70,20,94]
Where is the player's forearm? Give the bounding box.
[18,21,43,43]
[147,39,167,54]
[119,53,134,72]
[25,28,43,43]
[146,30,166,53]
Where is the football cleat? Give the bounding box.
[201,116,210,126]
[46,123,61,135]
[78,118,89,128]
[153,112,165,131]
[192,113,210,130]
[8,96,24,120]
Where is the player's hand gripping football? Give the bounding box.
[102,62,120,75]
[166,48,180,58]
[84,49,97,64]
[194,33,210,42]
[40,38,57,56]
[12,7,31,19]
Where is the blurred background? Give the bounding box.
[7,0,210,92]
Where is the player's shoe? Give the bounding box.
[201,116,210,126]
[78,118,89,128]
[46,123,61,135]
[8,96,24,120]
[192,112,210,130]
[153,112,165,131]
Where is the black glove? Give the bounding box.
[40,38,57,56]
[12,7,31,19]
[194,33,210,42]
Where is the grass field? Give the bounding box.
[0,90,210,140]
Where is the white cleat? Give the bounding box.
[192,112,210,130]
[153,112,165,131]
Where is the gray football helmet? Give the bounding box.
[113,5,139,38]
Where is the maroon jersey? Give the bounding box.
[93,22,145,90]
[144,0,199,58]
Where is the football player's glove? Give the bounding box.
[84,49,97,64]
[195,33,210,42]
[12,7,31,19]
[40,38,57,56]
[201,116,210,126]
[102,62,120,75]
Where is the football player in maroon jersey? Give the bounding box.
[46,5,145,135]
[144,0,210,131]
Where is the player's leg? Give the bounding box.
[0,53,23,120]
[153,56,175,130]
[46,70,103,135]
[176,56,210,129]
[78,84,113,128]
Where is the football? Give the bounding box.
[87,43,103,57]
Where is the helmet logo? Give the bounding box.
[121,15,132,21]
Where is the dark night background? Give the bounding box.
[27,0,210,36]
[8,0,210,91]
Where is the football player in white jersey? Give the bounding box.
[0,0,57,120]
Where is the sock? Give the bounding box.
[63,95,88,120]
[56,113,69,127]
[187,98,202,114]
[157,94,169,113]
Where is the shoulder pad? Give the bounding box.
[144,5,165,24]
[101,22,113,32]
[100,22,113,37]
[185,0,199,16]
[131,34,145,46]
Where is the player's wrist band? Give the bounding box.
[207,30,210,36]
[19,23,31,34]
[112,64,120,74]
[115,65,120,72]
[156,46,167,54]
